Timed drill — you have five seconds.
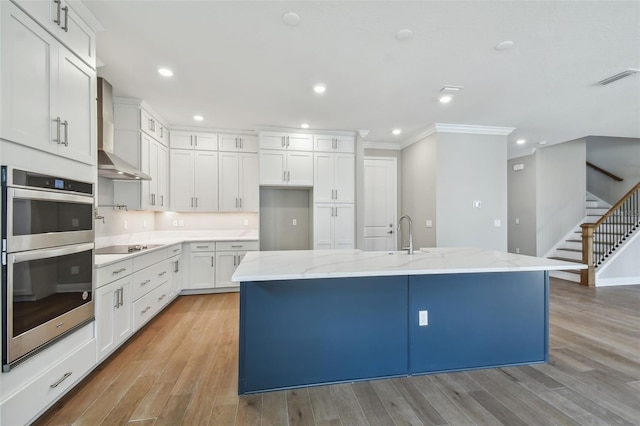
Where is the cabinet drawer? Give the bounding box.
[1,338,96,426]
[133,248,168,271]
[96,259,134,288]
[216,241,259,251]
[191,242,216,252]
[132,261,169,301]
[132,281,171,331]
[167,244,182,256]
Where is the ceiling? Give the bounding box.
[85,0,640,158]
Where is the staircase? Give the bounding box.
[548,194,610,283]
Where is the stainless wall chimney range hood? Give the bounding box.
[97,77,151,180]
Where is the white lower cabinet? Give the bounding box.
[215,241,258,288]
[190,251,216,289]
[0,326,96,426]
[132,281,171,331]
[314,203,355,249]
[96,275,132,362]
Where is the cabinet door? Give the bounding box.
[259,132,286,150]
[239,153,259,211]
[148,139,159,209]
[157,144,168,210]
[190,252,215,289]
[259,150,286,185]
[57,48,96,164]
[170,149,194,211]
[215,251,238,288]
[0,3,57,153]
[96,276,132,361]
[313,204,334,250]
[219,152,240,211]
[194,151,218,211]
[239,134,258,153]
[12,0,96,67]
[334,154,355,203]
[170,131,194,149]
[218,133,240,152]
[314,153,335,202]
[335,136,355,153]
[287,152,314,186]
[313,135,336,152]
[140,109,156,138]
[334,204,355,249]
[287,133,313,151]
[194,133,218,151]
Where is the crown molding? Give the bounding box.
[434,123,515,135]
[255,126,356,137]
[363,142,401,151]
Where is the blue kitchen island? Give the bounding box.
[232,247,584,394]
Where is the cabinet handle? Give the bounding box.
[173,248,180,252]
[160,127,164,138]
[334,138,337,150]
[287,171,291,182]
[119,287,124,307]
[112,267,126,274]
[239,198,242,208]
[287,135,290,147]
[195,197,198,208]
[239,137,243,149]
[174,259,179,273]
[196,245,209,248]
[54,117,61,144]
[160,195,164,206]
[231,245,243,248]
[61,6,69,32]
[235,198,238,208]
[141,279,151,285]
[159,271,167,276]
[283,171,286,182]
[141,306,151,314]
[114,289,119,308]
[281,136,285,148]
[53,0,62,25]
[190,135,193,146]
[235,137,239,149]
[50,372,72,389]
[194,135,198,146]
[191,197,194,208]
[211,256,214,267]
[61,120,69,146]
[335,189,338,200]
[158,294,166,301]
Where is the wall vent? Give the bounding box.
[594,69,640,86]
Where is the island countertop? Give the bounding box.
[232,247,586,282]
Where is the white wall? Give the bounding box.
[401,134,437,248]
[586,136,640,204]
[436,133,508,251]
[508,154,537,256]
[596,231,640,286]
[535,139,586,256]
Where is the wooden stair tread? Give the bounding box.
[558,248,581,253]
[548,256,585,264]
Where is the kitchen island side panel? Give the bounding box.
[408,271,548,374]
[239,276,409,394]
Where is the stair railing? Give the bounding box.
[581,181,640,286]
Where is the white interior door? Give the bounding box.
[363,157,397,251]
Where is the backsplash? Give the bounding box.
[95,207,258,239]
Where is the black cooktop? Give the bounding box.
[95,244,164,255]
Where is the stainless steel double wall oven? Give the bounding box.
[1,166,95,371]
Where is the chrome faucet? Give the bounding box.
[397,215,414,254]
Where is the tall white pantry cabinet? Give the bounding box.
[0,1,100,425]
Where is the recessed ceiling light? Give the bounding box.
[158,68,173,77]
[392,129,402,135]
[117,171,124,175]
[313,84,326,94]
[516,139,526,145]
[494,40,514,51]
[193,115,204,121]
[282,12,300,26]
[439,95,453,103]
[538,141,547,145]
[301,123,310,129]
[396,29,414,40]
[135,176,141,180]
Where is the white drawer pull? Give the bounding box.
[141,306,151,314]
[50,372,72,388]
[112,268,126,274]
[158,294,166,301]
[141,279,151,285]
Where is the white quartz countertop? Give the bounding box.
[94,229,258,268]
[232,247,587,281]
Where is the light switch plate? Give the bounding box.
[473,200,482,209]
[426,220,433,228]
[494,219,501,227]
[419,310,428,326]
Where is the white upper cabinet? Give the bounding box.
[169,150,219,212]
[219,152,259,212]
[313,135,355,153]
[314,153,355,203]
[219,133,258,153]
[0,2,96,165]
[170,131,218,151]
[259,151,313,186]
[259,131,313,151]
[140,109,168,146]
[11,0,96,68]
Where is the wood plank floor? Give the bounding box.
[34,278,640,426]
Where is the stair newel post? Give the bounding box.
[580,223,595,287]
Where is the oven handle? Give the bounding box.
[10,242,94,263]
[9,187,94,205]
